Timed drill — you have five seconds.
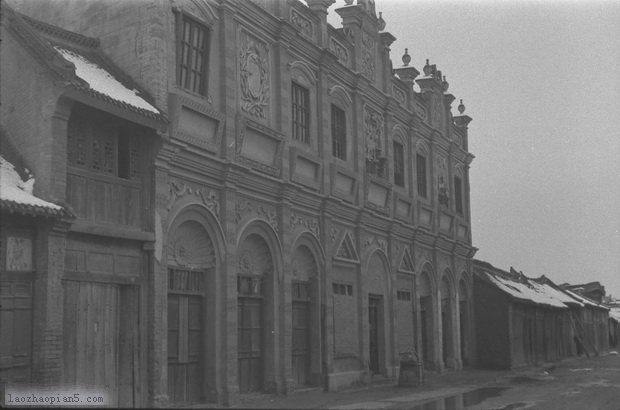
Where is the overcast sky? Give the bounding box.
[328,0,620,297]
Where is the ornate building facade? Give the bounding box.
[8,0,476,406]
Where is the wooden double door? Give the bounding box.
[167,268,205,404]
[63,281,139,407]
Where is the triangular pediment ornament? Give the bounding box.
[399,247,415,273]
[335,232,359,262]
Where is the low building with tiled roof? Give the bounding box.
[473,259,584,369]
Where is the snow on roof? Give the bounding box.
[564,289,608,310]
[609,307,620,322]
[484,272,572,309]
[54,47,160,114]
[0,155,61,211]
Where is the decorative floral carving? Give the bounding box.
[236,200,253,224]
[257,205,278,232]
[240,31,270,119]
[168,181,220,217]
[330,227,339,245]
[364,106,385,177]
[392,85,406,105]
[432,93,443,128]
[362,235,387,253]
[290,212,320,238]
[436,156,449,207]
[290,9,313,38]
[236,200,278,232]
[329,37,349,65]
[361,31,376,80]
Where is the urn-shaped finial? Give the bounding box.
[442,75,449,91]
[423,59,432,76]
[402,48,411,66]
[377,12,386,31]
[458,99,465,114]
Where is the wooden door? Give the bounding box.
[0,278,33,385]
[237,297,262,392]
[63,282,119,406]
[420,298,429,366]
[167,294,203,403]
[368,296,380,375]
[167,268,204,404]
[292,281,311,386]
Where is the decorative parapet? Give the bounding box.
[290,7,315,40]
[329,36,350,65]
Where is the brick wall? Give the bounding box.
[0,27,68,202]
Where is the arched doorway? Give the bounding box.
[418,270,434,370]
[167,219,215,403]
[237,233,274,393]
[440,275,454,369]
[366,252,390,376]
[290,244,319,387]
[459,278,469,365]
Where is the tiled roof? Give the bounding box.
[5,6,167,124]
[0,155,68,218]
[474,260,579,309]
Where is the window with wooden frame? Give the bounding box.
[393,141,405,187]
[331,105,346,160]
[454,176,464,215]
[291,82,310,143]
[416,153,427,198]
[176,13,210,96]
[67,117,140,180]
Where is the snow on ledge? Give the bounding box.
[54,46,160,114]
[0,156,61,211]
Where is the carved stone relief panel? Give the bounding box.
[435,154,449,208]
[431,92,443,128]
[361,31,376,81]
[235,198,279,233]
[362,233,387,254]
[168,220,215,269]
[392,85,406,106]
[167,179,220,218]
[329,37,349,65]
[364,105,385,176]
[289,211,320,238]
[239,30,270,120]
[290,8,314,39]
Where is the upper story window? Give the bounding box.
[177,15,210,96]
[454,176,464,215]
[331,105,346,160]
[416,153,427,198]
[393,141,404,187]
[291,82,310,143]
[67,118,139,180]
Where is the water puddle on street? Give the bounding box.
[407,386,508,410]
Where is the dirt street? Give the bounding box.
[467,353,620,410]
[230,353,620,410]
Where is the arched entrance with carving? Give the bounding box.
[418,268,435,370]
[366,251,390,376]
[440,273,455,369]
[166,217,217,404]
[290,239,321,387]
[236,228,279,393]
[459,277,469,365]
